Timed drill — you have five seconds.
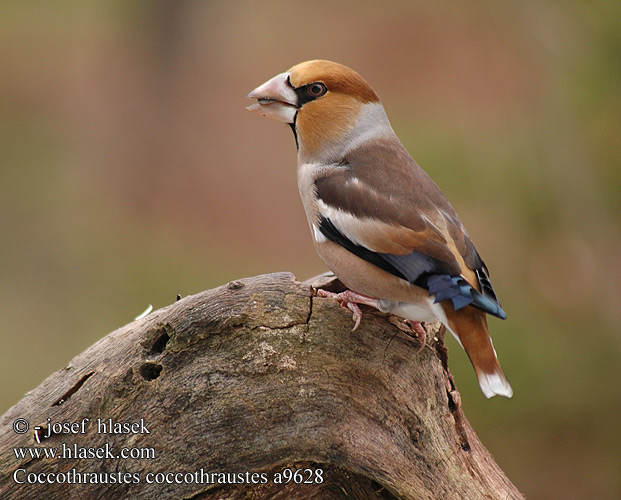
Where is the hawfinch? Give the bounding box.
[247,60,512,398]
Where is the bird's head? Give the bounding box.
[247,60,389,163]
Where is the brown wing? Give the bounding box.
[314,136,482,288]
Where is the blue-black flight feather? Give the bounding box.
[318,216,506,319]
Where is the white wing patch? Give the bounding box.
[312,223,327,243]
[316,199,375,250]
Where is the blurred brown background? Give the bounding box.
[1,1,619,498]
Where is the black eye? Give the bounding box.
[306,82,327,98]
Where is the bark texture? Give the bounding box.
[0,272,524,499]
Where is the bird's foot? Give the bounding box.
[403,320,426,351]
[315,289,380,331]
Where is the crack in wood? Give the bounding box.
[52,371,95,406]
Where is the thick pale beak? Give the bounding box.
[246,72,298,124]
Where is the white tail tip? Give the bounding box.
[478,371,513,398]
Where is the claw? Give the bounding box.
[315,288,427,345]
[345,301,363,330]
[315,288,379,331]
[404,319,426,351]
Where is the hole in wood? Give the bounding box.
[139,362,163,381]
[149,331,170,354]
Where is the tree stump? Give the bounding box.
[0,272,524,499]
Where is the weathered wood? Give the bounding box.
[0,272,524,499]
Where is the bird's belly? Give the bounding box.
[314,239,438,322]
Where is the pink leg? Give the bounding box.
[315,289,380,331]
[403,320,426,351]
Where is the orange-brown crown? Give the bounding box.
[288,61,382,161]
[288,60,379,104]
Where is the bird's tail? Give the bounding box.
[441,303,513,398]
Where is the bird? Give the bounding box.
[246,60,512,398]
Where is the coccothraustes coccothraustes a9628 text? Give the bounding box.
[247,60,512,399]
